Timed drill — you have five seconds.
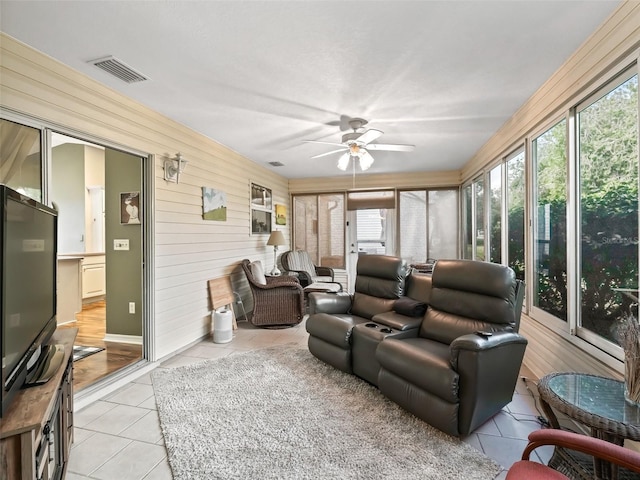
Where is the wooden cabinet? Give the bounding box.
[81,255,106,299]
[0,329,76,480]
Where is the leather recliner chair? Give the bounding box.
[376,259,526,437]
[305,255,407,373]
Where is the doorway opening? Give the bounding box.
[51,133,145,392]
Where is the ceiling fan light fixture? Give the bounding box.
[359,151,374,171]
[337,152,350,171]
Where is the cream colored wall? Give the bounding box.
[0,33,291,360]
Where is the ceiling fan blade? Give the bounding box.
[303,140,346,147]
[365,143,415,152]
[311,148,348,159]
[356,129,383,145]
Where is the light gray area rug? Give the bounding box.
[152,346,501,480]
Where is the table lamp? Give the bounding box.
[266,230,287,276]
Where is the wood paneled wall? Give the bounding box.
[0,33,290,360]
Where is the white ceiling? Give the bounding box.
[1,1,620,179]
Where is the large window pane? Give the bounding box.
[428,190,458,259]
[0,119,42,201]
[507,151,526,281]
[293,194,345,268]
[474,177,485,261]
[488,165,502,264]
[463,184,473,259]
[533,120,568,321]
[578,74,638,344]
[399,190,427,264]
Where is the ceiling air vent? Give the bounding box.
[269,161,285,167]
[88,56,148,84]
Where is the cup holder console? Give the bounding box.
[363,323,394,334]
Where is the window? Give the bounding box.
[577,72,638,349]
[0,119,42,201]
[506,150,525,281]
[399,189,458,263]
[532,119,568,322]
[293,194,345,268]
[488,164,502,264]
[474,177,485,260]
[399,190,426,264]
[428,190,458,259]
[462,184,473,259]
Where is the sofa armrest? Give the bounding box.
[308,291,352,315]
[449,331,527,369]
[315,265,335,280]
[449,331,528,435]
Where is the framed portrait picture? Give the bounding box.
[251,209,272,235]
[120,192,141,225]
[250,182,272,210]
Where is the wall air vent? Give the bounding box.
[88,56,148,84]
[268,161,285,167]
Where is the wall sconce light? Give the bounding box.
[164,153,188,183]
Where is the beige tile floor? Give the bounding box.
[66,318,553,480]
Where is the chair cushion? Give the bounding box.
[249,260,267,285]
[350,292,396,320]
[506,461,568,480]
[312,275,333,283]
[287,250,317,279]
[376,337,459,403]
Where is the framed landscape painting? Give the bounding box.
[202,187,227,221]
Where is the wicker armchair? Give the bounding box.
[241,259,305,327]
[281,250,335,287]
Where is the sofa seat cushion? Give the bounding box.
[371,311,423,331]
[306,313,368,348]
[376,337,459,403]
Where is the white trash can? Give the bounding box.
[213,307,233,344]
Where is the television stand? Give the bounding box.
[0,329,77,480]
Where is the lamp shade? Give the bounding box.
[267,230,286,246]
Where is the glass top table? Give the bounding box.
[538,372,640,479]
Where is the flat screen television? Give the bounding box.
[1,185,58,417]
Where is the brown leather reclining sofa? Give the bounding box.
[305,254,526,437]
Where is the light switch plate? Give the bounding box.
[114,239,129,251]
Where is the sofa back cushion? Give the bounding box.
[420,259,517,344]
[405,271,432,304]
[349,255,407,319]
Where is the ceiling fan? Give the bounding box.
[304,118,415,171]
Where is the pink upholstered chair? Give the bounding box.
[507,429,640,479]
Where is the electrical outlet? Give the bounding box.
[129,302,135,314]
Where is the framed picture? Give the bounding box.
[251,209,272,235]
[202,187,227,221]
[275,204,287,225]
[250,182,272,210]
[120,192,141,225]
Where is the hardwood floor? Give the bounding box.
[59,300,142,392]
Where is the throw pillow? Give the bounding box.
[394,296,428,317]
[250,260,267,285]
